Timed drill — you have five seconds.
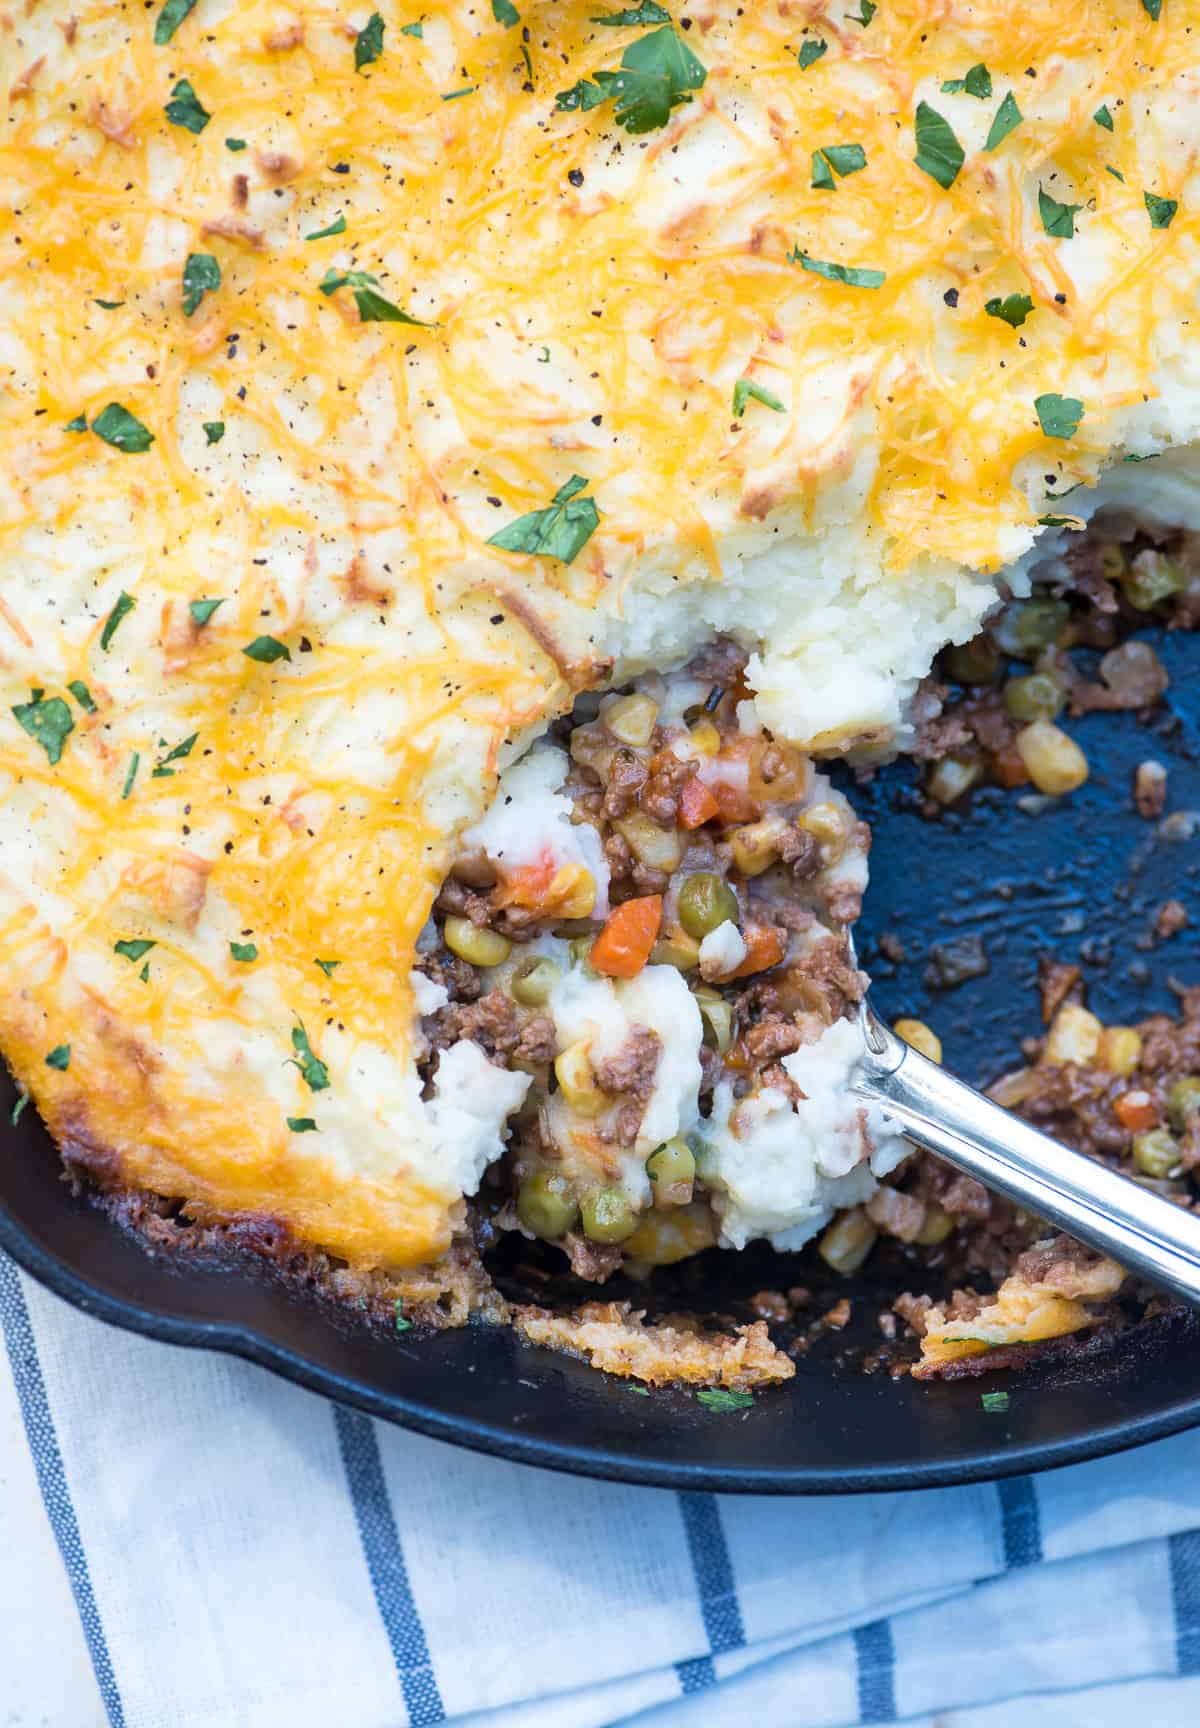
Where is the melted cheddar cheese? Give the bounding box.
[0,0,1197,1268]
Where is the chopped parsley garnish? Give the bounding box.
[121,752,140,799]
[319,268,434,327]
[189,597,224,626]
[1142,0,1162,16]
[556,24,706,135]
[230,941,258,962]
[1039,187,1082,238]
[242,635,292,664]
[355,11,384,71]
[797,38,827,70]
[305,215,347,241]
[493,0,522,22]
[1038,514,1079,528]
[290,1022,330,1092]
[1035,393,1084,439]
[287,1117,318,1133]
[395,1300,413,1331]
[981,1390,1010,1413]
[487,475,600,565]
[1107,165,1126,182]
[225,137,247,152]
[182,252,221,317]
[400,21,424,37]
[788,247,886,289]
[12,692,74,764]
[1145,191,1178,229]
[985,292,1035,329]
[591,3,669,22]
[92,404,154,453]
[203,421,225,445]
[164,77,210,134]
[45,1045,71,1071]
[67,680,97,713]
[942,64,991,98]
[914,102,964,189]
[94,299,124,310]
[11,1090,28,1124]
[441,87,476,101]
[114,938,157,964]
[152,732,198,778]
[154,0,199,46]
[695,1388,754,1412]
[811,142,866,188]
[65,414,87,433]
[100,590,136,650]
[984,91,1022,151]
[732,378,786,417]
[314,958,341,977]
[1093,104,1114,131]
[848,0,875,24]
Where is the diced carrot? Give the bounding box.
[710,779,758,823]
[1114,1089,1159,1132]
[591,895,663,979]
[678,776,720,829]
[729,925,785,979]
[990,745,1029,790]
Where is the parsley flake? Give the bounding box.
[487,475,600,564]
[92,404,154,454]
[848,0,875,24]
[493,0,522,22]
[914,102,964,189]
[66,414,88,433]
[94,299,124,310]
[395,1300,413,1331]
[45,1045,71,1071]
[290,1022,330,1092]
[400,22,423,37]
[203,421,225,445]
[942,64,991,98]
[355,11,384,71]
[189,597,224,626]
[121,753,140,800]
[100,591,136,650]
[1107,165,1126,182]
[556,24,706,135]
[789,248,886,289]
[288,1117,318,1133]
[314,958,341,977]
[591,3,670,21]
[12,692,74,765]
[981,1390,1010,1413]
[984,91,1022,151]
[11,1090,28,1124]
[154,0,199,46]
[320,268,434,327]
[114,938,156,964]
[152,732,198,778]
[1145,191,1178,229]
[797,39,827,70]
[230,941,258,962]
[812,142,866,189]
[164,77,210,134]
[67,680,97,713]
[243,635,291,664]
[985,292,1035,328]
[225,137,247,152]
[441,86,476,101]
[695,1388,754,1412]
[1093,104,1114,131]
[1039,187,1082,238]
[1035,393,1084,439]
[305,215,347,241]
[1142,0,1162,16]
[732,378,786,417]
[182,252,221,318]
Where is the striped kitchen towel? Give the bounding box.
[3,1252,1199,1728]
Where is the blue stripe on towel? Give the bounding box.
[675,1491,746,1693]
[854,1618,897,1723]
[334,1405,446,1725]
[0,1254,126,1727]
[1170,1528,1200,1676]
[998,1475,1043,1569]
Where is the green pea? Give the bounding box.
[692,986,735,1055]
[1132,1129,1180,1180]
[580,1185,639,1244]
[1003,673,1065,723]
[647,1138,696,1207]
[995,598,1070,660]
[944,637,1001,685]
[511,955,560,1006]
[678,873,738,941]
[517,1170,579,1241]
[1121,552,1184,612]
[1167,1077,1200,1134]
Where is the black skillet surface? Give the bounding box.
[0,628,1198,1493]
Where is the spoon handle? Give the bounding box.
[852,1009,1200,1307]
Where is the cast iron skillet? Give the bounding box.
[1,628,1198,1494]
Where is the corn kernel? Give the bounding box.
[553,1041,605,1116]
[1015,720,1088,796]
[604,692,658,747]
[687,719,721,757]
[799,800,849,861]
[894,1018,942,1064]
[729,820,782,877]
[442,916,512,968]
[1042,1002,1102,1067]
[1097,1026,1142,1077]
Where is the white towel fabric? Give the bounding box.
[3,1251,1199,1728]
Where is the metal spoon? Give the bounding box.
[850,998,1200,1307]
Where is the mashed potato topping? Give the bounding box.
[1,0,1198,1270]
